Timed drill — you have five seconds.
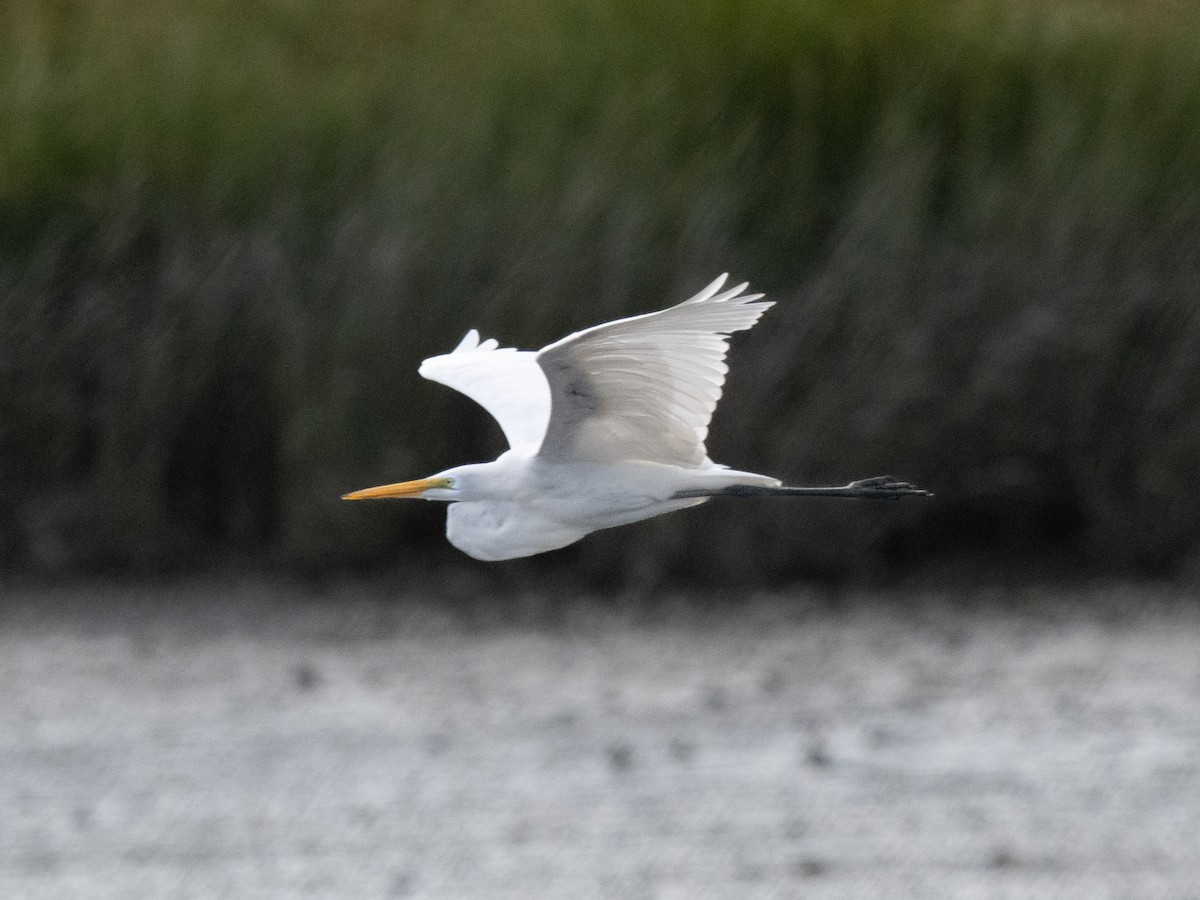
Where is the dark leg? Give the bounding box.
[673,475,932,500]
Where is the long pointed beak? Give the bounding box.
[341,477,451,500]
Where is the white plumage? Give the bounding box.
[343,274,928,559]
[418,331,551,453]
[420,274,769,466]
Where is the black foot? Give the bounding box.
[846,476,932,499]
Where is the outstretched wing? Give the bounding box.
[418,330,551,452]
[535,274,772,466]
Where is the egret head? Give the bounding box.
[341,474,458,503]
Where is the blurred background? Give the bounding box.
[5,0,1200,583]
[3,1,1200,897]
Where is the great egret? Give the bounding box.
[343,274,929,560]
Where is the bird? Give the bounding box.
[342,274,929,560]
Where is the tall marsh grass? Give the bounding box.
[3,0,1200,580]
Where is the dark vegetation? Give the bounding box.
[3,0,1199,582]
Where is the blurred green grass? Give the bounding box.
[3,0,1199,581]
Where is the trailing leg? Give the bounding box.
[673,475,931,500]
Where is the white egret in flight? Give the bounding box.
[343,275,929,560]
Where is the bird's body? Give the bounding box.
[343,275,928,560]
[439,454,778,560]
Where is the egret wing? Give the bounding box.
[535,274,772,466]
[418,330,551,452]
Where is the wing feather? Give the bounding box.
[418,329,551,452]
[535,274,773,466]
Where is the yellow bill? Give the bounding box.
[341,477,452,500]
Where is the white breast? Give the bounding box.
[445,501,591,561]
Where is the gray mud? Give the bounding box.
[2,578,1198,899]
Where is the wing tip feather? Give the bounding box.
[452,328,481,352]
[447,328,505,355]
[686,275,772,311]
[686,273,730,305]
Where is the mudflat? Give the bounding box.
[2,578,1197,899]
